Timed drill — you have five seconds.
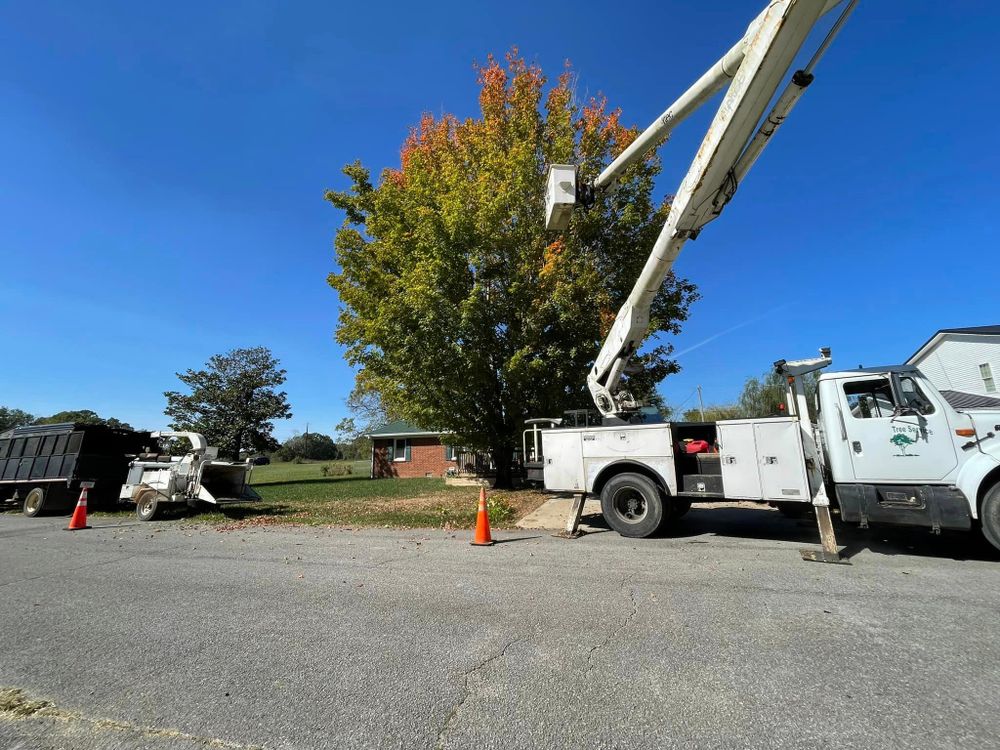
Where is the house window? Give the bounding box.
[445,444,457,461]
[389,438,409,462]
[981,363,996,393]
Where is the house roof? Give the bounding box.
[907,325,1000,364]
[365,420,441,439]
[940,389,1000,410]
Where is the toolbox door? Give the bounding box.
[717,422,763,500]
[753,420,810,503]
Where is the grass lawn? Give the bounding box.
[95,460,546,531]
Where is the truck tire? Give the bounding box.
[980,483,1000,553]
[600,473,668,538]
[135,489,161,522]
[22,487,46,517]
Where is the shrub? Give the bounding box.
[321,464,352,477]
[487,496,516,524]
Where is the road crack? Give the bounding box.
[0,687,263,749]
[435,636,521,749]
[585,575,639,673]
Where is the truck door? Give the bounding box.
[839,374,957,482]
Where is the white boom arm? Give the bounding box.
[550,0,856,416]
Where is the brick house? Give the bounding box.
[366,421,459,479]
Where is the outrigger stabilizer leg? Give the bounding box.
[800,484,849,564]
[554,493,587,539]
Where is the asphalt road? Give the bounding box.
[2,506,999,749]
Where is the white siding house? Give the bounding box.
[907,326,1000,401]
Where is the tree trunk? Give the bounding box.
[491,443,516,490]
[231,429,243,461]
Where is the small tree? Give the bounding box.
[0,407,35,432]
[164,347,292,459]
[738,370,817,419]
[275,432,342,462]
[334,417,373,461]
[677,369,818,422]
[681,404,744,422]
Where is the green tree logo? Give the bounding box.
[890,433,918,456]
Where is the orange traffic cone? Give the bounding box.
[66,486,91,531]
[471,486,494,546]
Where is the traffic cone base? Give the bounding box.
[67,488,91,531]
[471,486,494,546]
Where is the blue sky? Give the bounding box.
[1,1,996,438]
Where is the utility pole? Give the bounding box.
[697,385,706,422]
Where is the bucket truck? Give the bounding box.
[533,0,1000,560]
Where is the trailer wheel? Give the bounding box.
[135,490,161,522]
[600,473,667,538]
[980,483,1000,553]
[22,487,46,517]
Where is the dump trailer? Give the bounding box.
[0,423,150,516]
[119,431,261,521]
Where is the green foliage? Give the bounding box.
[327,51,698,484]
[334,416,373,461]
[34,409,133,431]
[275,432,342,462]
[164,346,292,460]
[680,370,818,422]
[320,463,353,477]
[738,370,817,420]
[0,407,35,433]
[681,404,744,422]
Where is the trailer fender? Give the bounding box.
[955,452,1000,520]
[130,484,154,502]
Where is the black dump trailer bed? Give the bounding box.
[0,423,151,515]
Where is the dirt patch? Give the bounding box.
[210,488,548,532]
[0,686,262,749]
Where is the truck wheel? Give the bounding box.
[600,473,667,538]
[135,490,161,522]
[22,487,46,517]
[980,483,1000,552]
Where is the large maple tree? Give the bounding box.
[327,51,698,486]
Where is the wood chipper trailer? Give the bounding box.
[119,431,261,521]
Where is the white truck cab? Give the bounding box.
[816,366,1000,535]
